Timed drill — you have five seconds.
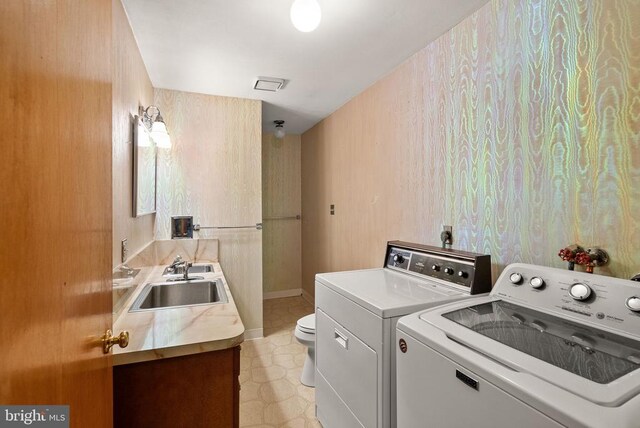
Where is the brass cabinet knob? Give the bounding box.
[102,329,129,354]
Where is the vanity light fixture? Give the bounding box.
[290,0,321,32]
[274,120,286,139]
[140,105,171,148]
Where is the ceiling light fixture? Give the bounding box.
[290,0,321,33]
[140,105,171,148]
[274,120,286,139]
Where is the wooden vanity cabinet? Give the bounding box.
[114,346,240,428]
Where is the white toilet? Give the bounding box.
[294,313,316,387]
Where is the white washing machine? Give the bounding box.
[397,263,640,428]
[315,241,492,428]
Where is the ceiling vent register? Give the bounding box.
[253,77,287,92]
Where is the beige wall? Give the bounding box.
[301,0,640,297]
[112,0,155,269]
[154,89,263,334]
[262,133,302,296]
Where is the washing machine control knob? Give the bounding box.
[570,283,592,301]
[530,277,545,289]
[393,254,405,264]
[444,267,454,275]
[625,296,640,312]
[458,271,468,278]
[431,264,440,272]
[509,273,523,285]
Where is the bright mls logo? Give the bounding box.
[0,406,68,427]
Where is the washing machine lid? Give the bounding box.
[442,300,640,384]
[297,314,315,333]
[414,296,640,407]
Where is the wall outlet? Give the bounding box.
[330,204,335,215]
[441,225,453,247]
[121,239,128,263]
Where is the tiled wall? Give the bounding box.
[112,0,155,269]
[301,0,640,296]
[154,89,264,334]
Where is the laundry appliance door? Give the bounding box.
[396,331,562,428]
[396,296,640,428]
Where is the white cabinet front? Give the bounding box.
[316,373,365,428]
[396,332,563,428]
[316,308,378,427]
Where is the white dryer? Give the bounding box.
[315,241,492,428]
[397,263,640,428]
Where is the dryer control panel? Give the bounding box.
[384,241,492,295]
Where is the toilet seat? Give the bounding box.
[296,314,315,334]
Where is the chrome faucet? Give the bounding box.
[167,255,184,273]
[183,262,193,281]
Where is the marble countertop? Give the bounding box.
[112,262,245,365]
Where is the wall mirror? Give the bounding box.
[133,115,157,217]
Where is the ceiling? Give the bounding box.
[122,0,489,135]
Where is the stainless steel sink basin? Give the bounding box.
[162,264,214,276]
[129,280,228,312]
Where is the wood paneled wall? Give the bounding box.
[301,0,640,297]
[0,0,113,426]
[112,0,155,269]
[262,133,302,296]
[153,89,263,335]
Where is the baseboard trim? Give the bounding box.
[263,288,303,300]
[243,328,264,340]
[301,289,314,306]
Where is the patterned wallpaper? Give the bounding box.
[154,90,262,240]
[112,0,155,269]
[434,0,640,272]
[262,133,302,295]
[154,89,264,332]
[301,0,640,289]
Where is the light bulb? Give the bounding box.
[151,114,171,149]
[151,121,171,148]
[274,127,286,139]
[290,0,321,33]
[151,132,171,148]
[151,120,167,134]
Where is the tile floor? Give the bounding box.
[239,296,322,428]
